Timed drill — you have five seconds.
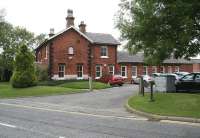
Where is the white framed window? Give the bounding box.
[100,46,108,57]
[68,47,74,54]
[143,66,148,75]
[132,66,137,77]
[96,65,102,79]
[168,66,172,73]
[152,66,157,74]
[77,64,83,79]
[160,66,165,73]
[121,66,127,78]
[175,66,179,72]
[109,65,114,75]
[58,64,65,78]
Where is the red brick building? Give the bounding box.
[117,52,199,82]
[36,10,200,81]
[35,10,120,80]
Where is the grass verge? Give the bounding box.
[128,93,200,118]
[0,82,85,98]
[59,81,111,89]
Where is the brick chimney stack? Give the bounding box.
[49,28,55,37]
[79,21,86,33]
[66,9,74,28]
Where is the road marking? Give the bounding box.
[160,120,200,127]
[0,102,147,121]
[0,122,16,128]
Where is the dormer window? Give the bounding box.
[100,46,108,58]
[68,47,74,55]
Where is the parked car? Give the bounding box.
[175,73,200,92]
[98,74,124,86]
[132,75,153,85]
[151,73,162,78]
[174,72,189,79]
[160,73,179,80]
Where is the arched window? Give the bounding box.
[68,47,74,54]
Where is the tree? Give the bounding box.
[116,0,200,64]
[0,9,46,81]
[11,44,37,88]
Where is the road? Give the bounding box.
[0,85,199,138]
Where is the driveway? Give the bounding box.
[0,84,141,118]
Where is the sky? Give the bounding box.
[0,0,121,40]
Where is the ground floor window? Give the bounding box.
[77,64,83,79]
[121,66,127,77]
[109,65,114,75]
[160,66,165,73]
[132,66,137,77]
[96,65,102,78]
[168,66,172,73]
[175,66,179,72]
[143,66,148,75]
[58,64,65,78]
[152,66,157,74]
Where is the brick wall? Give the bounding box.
[50,29,90,78]
[118,63,194,82]
[91,45,117,78]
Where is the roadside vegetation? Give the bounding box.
[0,82,84,98]
[128,93,200,118]
[59,81,111,89]
[0,80,111,98]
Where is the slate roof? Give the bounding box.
[86,32,120,45]
[35,27,120,50]
[191,59,200,63]
[117,51,193,64]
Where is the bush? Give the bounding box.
[11,71,37,88]
[11,44,37,88]
[36,65,48,81]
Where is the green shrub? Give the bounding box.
[11,44,37,88]
[36,65,48,81]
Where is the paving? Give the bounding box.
[0,84,141,118]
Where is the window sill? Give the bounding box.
[95,77,101,79]
[100,56,109,59]
[122,76,127,79]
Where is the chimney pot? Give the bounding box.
[49,28,55,37]
[66,9,75,28]
[79,21,86,33]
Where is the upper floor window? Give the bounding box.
[100,46,108,57]
[68,47,74,55]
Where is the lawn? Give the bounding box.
[0,82,84,98]
[0,80,111,98]
[128,93,200,118]
[59,81,111,89]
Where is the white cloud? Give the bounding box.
[0,0,121,40]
